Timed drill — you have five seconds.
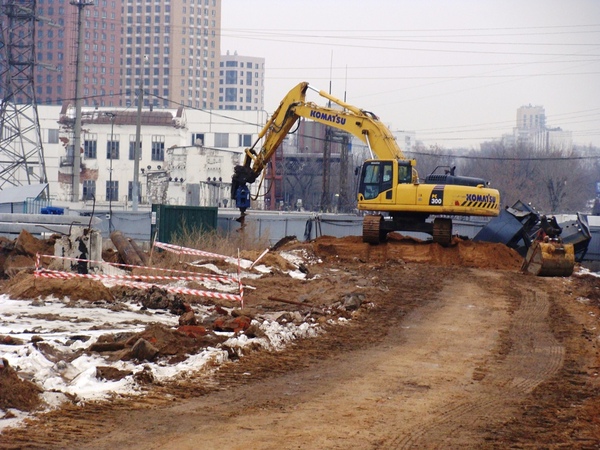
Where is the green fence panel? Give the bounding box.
[151,204,218,244]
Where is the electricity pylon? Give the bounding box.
[0,0,48,194]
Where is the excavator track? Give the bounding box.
[432,218,452,246]
[362,215,384,244]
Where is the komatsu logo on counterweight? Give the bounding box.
[466,194,496,203]
[310,110,347,125]
[461,192,498,209]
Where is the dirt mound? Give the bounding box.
[240,249,297,271]
[0,231,59,279]
[0,235,523,306]
[311,235,523,270]
[4,272,115,302]
[0,358,42,413]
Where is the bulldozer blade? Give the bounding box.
[522,241,575,277]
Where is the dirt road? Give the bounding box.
[4,257,598,450]
[78,269,581,450]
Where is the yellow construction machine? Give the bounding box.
[232,81,501,244]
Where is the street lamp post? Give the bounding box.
[105,112,116,233]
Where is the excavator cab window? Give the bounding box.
[382,164,393,191]
[361,163,380,200]
[398,164,412,184]
[360,161,393,200]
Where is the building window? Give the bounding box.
[129,135,142,160]
[84,133,97,158]
[83,180,96,201]
[224,87,237,102]
[239,134,252,147]
[107,137,119,159]
[151,135,165,161]
[225,70,237,84]
[215,133,229,147]
[106,180,118,201]
[192,132,204,146]
[48,129,59,144]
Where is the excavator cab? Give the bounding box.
[358,160,414,201]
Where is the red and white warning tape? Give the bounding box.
[153,241,230,260]
[35,242,245,303]
[36,268,238,285]
[34,270,243,302]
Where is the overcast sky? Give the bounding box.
[221,0,600,149]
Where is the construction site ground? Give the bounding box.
[1,234,600,449]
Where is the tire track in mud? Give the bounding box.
[390,280,565,449]
[494,289,565,394]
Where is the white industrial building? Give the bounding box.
[33,105,268,211]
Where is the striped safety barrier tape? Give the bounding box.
[35,243,245,303]
[34,270,243,302]
[153,241,230,260]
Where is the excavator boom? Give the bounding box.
[232,81,500,245]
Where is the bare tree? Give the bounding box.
[463,142,594,212]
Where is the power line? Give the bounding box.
[264,59,600,71]
[223,23,600,34]
[406,150,600,160]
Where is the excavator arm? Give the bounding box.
[231,81,412,214]
[231,82,310,214]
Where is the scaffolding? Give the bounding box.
[0,0,48,194]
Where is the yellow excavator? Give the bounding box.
[232,81,500,244]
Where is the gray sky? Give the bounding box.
[221,0,600,149]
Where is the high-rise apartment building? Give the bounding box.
[507,104,572,151]
[218,51,264,111]
[516,104,546,130]
[7,0,221,109]
[1,0,122,107]
[123,0,221,109]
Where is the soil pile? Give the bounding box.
[0,358,42,413]
[3,271,114,302]
[310,234,524,270]
[0,232,525,308]
[0,230,58,278]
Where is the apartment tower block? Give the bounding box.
[10,0,222,109]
